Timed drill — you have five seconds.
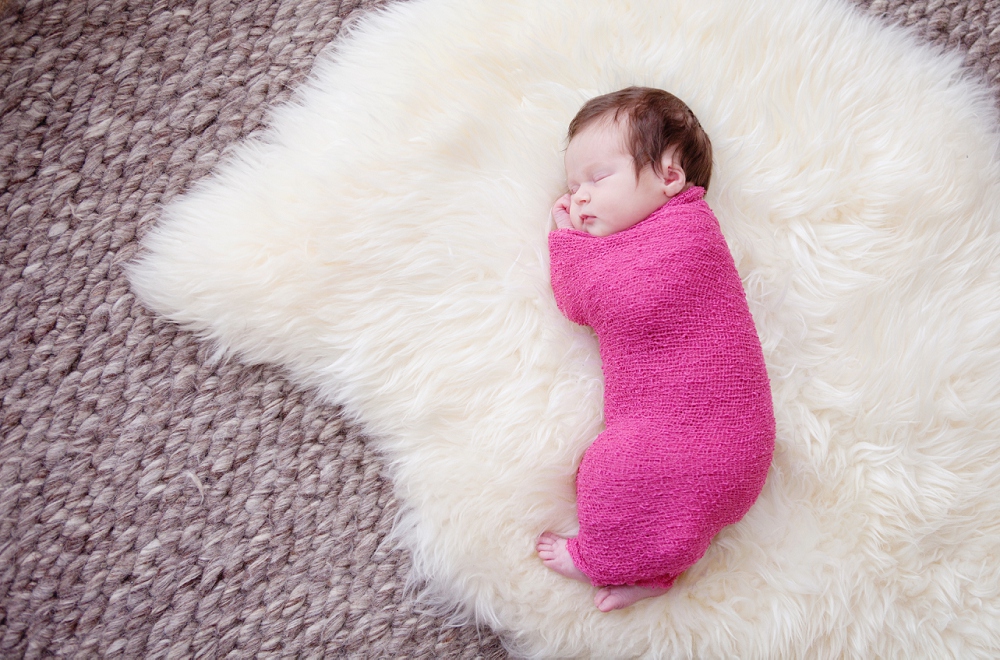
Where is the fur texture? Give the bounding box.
[128,0,1000,656]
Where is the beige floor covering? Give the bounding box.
[1,0,997,656]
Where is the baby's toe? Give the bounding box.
[594,589,617,612]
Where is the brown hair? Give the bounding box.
[567,86,712,190]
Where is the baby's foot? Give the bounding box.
[593,585,669,612]
[536,532,590,583]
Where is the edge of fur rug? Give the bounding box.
[129,0,1000,656]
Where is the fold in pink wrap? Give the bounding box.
[548,187,775,589]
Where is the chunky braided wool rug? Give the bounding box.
[3,0,1000,658]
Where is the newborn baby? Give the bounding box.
[537,87,775,612]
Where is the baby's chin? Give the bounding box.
[575,215,643,237]
[575,214,605,235]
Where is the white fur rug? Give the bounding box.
[128,0,1000,656]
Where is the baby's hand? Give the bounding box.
[551,193,573,230]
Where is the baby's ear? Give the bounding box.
[660,154,687,198]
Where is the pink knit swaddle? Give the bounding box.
[548,186,775,589]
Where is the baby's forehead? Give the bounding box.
[566,120,630,160]
[571,114,628,144]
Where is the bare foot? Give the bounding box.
[536,532,591,583]
[593,585,668,612]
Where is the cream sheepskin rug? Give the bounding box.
[129,0,1000,656]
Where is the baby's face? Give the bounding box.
[563,119,677,237]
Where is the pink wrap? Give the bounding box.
[549,187,775,589]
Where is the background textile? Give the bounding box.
[1,0,997,657]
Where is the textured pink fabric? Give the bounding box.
[549,186,775,589]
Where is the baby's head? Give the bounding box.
[563,87,712,236]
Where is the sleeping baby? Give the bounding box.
[537,87,775,612]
